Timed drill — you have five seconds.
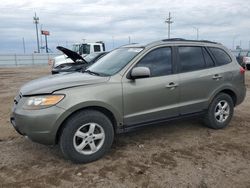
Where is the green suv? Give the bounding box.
[11,39,246,163]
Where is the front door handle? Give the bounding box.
[212,74,222,80]
[166,82,178,89]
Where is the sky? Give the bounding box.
[0,0,250,53]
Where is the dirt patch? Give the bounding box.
[0,66,250,187]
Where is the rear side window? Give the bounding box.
[136,47,172,77]
[202,48,214,67]
[178,47,205,72]
[94,45,101,52]
[209,47,232,66]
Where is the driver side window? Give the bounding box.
[136,47,172,77]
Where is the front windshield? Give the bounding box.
[84,53,101,63]
[87,47,143,76]
[72,44,80,53]
[80,44,90,54]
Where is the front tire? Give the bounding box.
[59,110,114,163]
[204,93,234,129]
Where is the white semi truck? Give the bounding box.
[49,41,105,68]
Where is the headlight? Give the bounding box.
[23,95,65,110]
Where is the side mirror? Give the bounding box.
[130,67,151,79]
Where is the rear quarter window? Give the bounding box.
[209,47,232,66]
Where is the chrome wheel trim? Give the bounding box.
[214,100,230,123]
[73,123,105,155]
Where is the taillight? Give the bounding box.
[240,67,245,74]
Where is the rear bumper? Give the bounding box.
[236,85,246,106]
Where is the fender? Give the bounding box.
[51,100,123,139]
[208,83,238,105]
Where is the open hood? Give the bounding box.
[56,46,87,63]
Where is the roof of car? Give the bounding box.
[120,43,146,48]
[122,38,221,49]
[161,38,219,44]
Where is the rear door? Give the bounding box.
[177,46,217,114]
[122,47,180,126]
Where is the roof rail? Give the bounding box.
[162,38,218,44]
[162,38,186,41]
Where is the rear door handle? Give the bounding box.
[212,74,222,80]
[166,82,178,89]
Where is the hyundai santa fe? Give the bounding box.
[11,39,246,163]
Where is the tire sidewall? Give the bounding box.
[60,110,114,163]
[208,93,234,129]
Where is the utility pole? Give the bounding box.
[33,12,40,53]
[112,36,114,49]
[165,12,173,39]
[193,27,199,40]
[128,36,131,44]
[232,35,238,50]
[22,37,26,54]
[40,24,43,53]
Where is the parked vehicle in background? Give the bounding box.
[234,50,250,69]
[11,39,246,163]
[243,51,250,70]
[51,51,108,74]
[49,41,105,68]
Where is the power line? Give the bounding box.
[165,12,173,39]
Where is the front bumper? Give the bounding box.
[11,101,66,145]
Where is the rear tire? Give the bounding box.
[59,110,114,163]
[204,93,234,129]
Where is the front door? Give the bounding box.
[122,47,180,126]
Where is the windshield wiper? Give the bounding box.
[83,69,100,76]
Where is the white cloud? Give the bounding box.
[0,0,249,53]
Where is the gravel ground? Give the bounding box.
[0,66,249,188]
